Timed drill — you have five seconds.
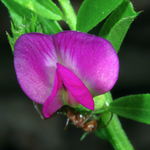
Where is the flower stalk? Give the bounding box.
[95,92,134,150]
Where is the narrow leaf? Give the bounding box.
[2,0,64,21]
[76,0,123,32]
[42,18,63,35]
[108,94,150,124]
[36,0,65,20]
[99,0,140,52]
[2,0,34,25]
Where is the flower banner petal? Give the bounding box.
[14,33,59,104]
[57,63,94,110]
[53,31,119,96]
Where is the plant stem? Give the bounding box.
[95,92,134,150]
[58,0,76,30]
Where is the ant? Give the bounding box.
[58,106,98,133]
[33,102,113,133]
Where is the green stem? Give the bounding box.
[58,0,77,30]
[95,92,134,150]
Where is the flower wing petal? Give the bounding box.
[14,33,59,104]
[57,63,94,110]
[43,68,63,118]
[54,31,119,95]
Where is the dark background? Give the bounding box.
[0,0,150,150]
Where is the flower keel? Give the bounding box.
[43,63,94,118]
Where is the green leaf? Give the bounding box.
[108,94,150,124]
[76,0,123,32]
[36,0,65,20]
[42,18,63,35]
[2,0,64,21]
[2,0,33,25]
[99,0,140,53]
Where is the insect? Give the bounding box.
[33,102,113,133]
[61,106,98,133]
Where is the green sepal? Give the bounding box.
[108,94,150,124]
[76,0,123,32]
[75,94,106,114]
[99,0,140,53]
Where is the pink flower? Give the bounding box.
[14,31,119,118]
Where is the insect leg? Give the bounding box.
[64,118,70,130]
[80,110,95,126]
[98,112,113,129]
[33,101,46,120]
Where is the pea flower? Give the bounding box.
[14,31,119,118]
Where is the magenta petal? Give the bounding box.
[53,31,119,96]
[43,91,64,118]
[14,31,119,113]
[57,63,94,110]
[14,33,59,104]
[43,68,63,118]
